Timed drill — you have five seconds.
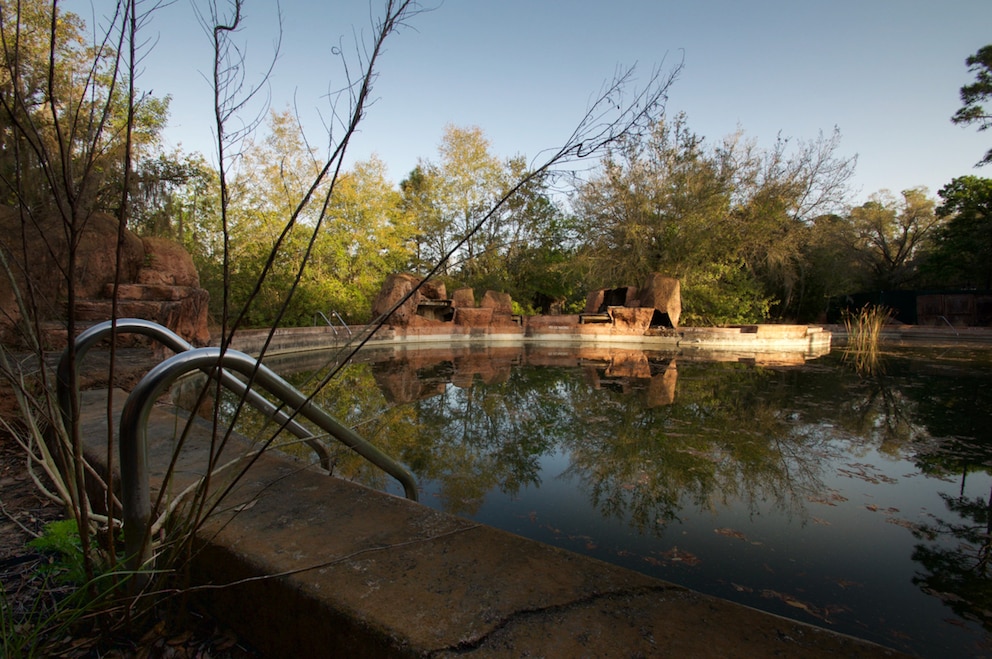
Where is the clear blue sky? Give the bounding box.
[123,0,992,204]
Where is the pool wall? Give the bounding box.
[228,318,832,360]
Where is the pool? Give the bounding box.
[232,342,992,657]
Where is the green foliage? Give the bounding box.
[573,115,854,322]
[680,262,772,325]
[924,176,992,289]
[192,111,419,327]
[0,0,170,214]
[848,187,942,290]
[28,520,87,584]
[952,44,992,166]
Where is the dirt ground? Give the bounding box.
[0,348,260,658]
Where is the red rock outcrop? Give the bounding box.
[370,273,423,326]
[637,273,681,329]
[451,288,475,308]
[0,208,210,347]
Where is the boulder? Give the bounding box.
[480,290,513,315]
[0,208,145,313]
[608,307,654,334]
[585,286,638,313]
[138,236,200,287]
[370,273,423,326]
[584,289,605,314]
[637,273,681,329]
[419,279,447,301]
[451,288,475,308]
[453,307,493,327]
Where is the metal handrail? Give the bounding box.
[56,319,334,471]
[118,347,419,569]
[313,309,353,337]
[314,310,334,328]
[331,310,353,337]
[57,319,419,572]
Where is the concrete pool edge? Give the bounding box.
[77,387,906,658]
[227,322,833,360]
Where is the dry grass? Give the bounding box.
[843,305,891,375]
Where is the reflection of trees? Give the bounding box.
[912,485,992,630]
[561,363,827,532]
[263,354,839,528]
[845,377,925,456]
[258,347,990,548]
[407,367,569,514]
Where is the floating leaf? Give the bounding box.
[885,517,921,532]
[661,545,701,566]
[714,527,747,541]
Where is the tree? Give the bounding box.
[730,129,856,318]
[848,188,941,290]
[400,164,445,274]
[129,150,218,243]
[0,0,169,214]
[952,45,992,166]
[796,213,862,320]
[402,125,576,304]
[573,115,855,324]
[926,176,992,288]
[317,156,416,321]
[406,125,505,280]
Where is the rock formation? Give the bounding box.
[370,273,423,326]
[371,276,518,329]
[584,273,680,329]
[637,273,681,329]
[0,208,210,348]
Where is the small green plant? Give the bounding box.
[28,519,88,585]
[3,520,125,658]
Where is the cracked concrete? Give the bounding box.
[78,388,906,658]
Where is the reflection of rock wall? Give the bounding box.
[372,362,447,404]
[372,345,521,403]
[369,344,680,407]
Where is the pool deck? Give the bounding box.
[77,377,907,658]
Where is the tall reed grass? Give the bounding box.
[843,305,891,375]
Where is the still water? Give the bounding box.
[246,342,992,657]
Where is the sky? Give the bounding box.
[102,0,992,205]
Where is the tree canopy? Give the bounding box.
[953,44,992,166]
[927,176,992,289]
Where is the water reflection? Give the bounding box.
[233,343,992,656]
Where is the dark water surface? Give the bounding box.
[247,343,992,657]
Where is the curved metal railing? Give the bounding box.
[56,319,333,471]
[57,319,419,571]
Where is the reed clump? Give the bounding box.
[843,305,891,375]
